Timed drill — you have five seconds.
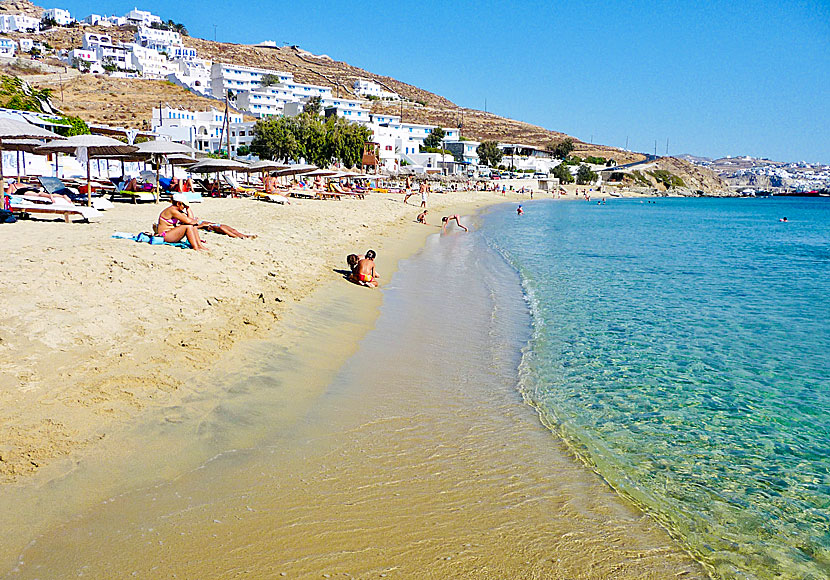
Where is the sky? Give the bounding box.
[56,0,830,163]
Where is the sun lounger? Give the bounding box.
[329,183,365,199]
[38,176,114,210]
[224,174,260,196]
[6,194,100,222]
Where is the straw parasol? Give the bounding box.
[186,158,249,173]
[2,139,47,179]
[35,135,138,206]
[134,141,197,202]
[245,160,289,172]
[165,154,198,166]
[0,118,64,202]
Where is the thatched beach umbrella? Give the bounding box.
[36,135,138,206]
[187,158,250,192]
[135,141,197,202]
[2,139,45,178]
[0,118,64,202]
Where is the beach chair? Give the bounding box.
[110,178,156,203]
[329,182,365,199]
[5,193,101,223]
[38,176,114,210]
[223,174,259,196]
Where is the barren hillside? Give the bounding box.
[28,75,243,128]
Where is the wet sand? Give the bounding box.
[4,204,707,579]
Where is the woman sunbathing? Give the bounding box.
[7,181,74,204]
[182,203,256,239]
[156,194,208,251]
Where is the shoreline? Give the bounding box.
[4,198,706,578]
[0,188,527,570]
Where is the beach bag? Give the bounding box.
[0,209,16,223]
[135,232,153,243]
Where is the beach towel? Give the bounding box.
[112,232,191,249]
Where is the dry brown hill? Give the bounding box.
[0,0,42,18]
[28,75,245,128]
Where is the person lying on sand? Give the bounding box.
[442,215,468,233]
[416,209,428,224]
[156,193,208,251]
[181,199,256,239]
[349,250,379,287]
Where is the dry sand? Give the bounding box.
[0,187,526,482]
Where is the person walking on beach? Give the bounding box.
[350,250,379,287]
[403,176,414,204]
[442,215,468,233]
[420,181,429,208]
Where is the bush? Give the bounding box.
[648,169,685,188]
[546,138,575,159]
[576,164,597,185]
[584,156,606,165]
[551,163,574,183]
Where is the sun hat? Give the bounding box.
[172,193,189,205]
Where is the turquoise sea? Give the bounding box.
[479,197,830,580]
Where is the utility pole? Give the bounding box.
[213,24,217,42]
[625,136,629,150]
[484,98,487,114]
[590,134,593,144]
[654,140,657,156]
[666,137,669,156]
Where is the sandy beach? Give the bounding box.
[0,187,527,483]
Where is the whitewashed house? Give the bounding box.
[167,58,212,96]
[69,48,97,68]
[353,79,399,100]
[43,8,73,26]
[236,85,295,118]
[135,25,182,53]
[125,8,162,27]
[0,39,16,57]
[18,38,33,52]
[0,14,39,33]
[128,43,176,78]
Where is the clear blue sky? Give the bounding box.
[58,0,830,163]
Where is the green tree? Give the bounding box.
[423,126,445,149]
[260,74,281,87]
[547,138,575,159]
[302,96,323,117]
[576,164,597,185]
[476,140,503,167]
[250,117,299,161]
[551,162,574,184]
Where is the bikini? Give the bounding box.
[158,215,179,239]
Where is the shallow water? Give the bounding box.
[482,197,830,579]
[5,216,702,579]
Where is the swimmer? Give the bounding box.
[780,217,788,222]
[441,214,468,233]
[517,205,524,215]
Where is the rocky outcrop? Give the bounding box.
[0,0,43,17]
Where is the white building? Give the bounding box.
[128,43,176,78]
[236,85,295,118]
[321,97,370,124]
[151,106,249,155]
[135,25,182,53]
[444,139,480,166]
[353,79,399,100]
[362,113,464,172]
[0,14,39,33]
[167,58,212,96]
[82,33,112,50]
[69,48,97,67]
[125,8,161,27]
[18,38,33,52]
[0,39,16,57]
[210,63,293,98]
[169,45,197,61]
[43,8,73,26]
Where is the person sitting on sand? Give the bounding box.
[207,179,222,196]
[416,209,428,224]
[156,193,208,251]
[441,215,468,233]
[350,250,379,287]
[347,253,361,274]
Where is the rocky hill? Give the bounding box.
[0,0,42,18]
